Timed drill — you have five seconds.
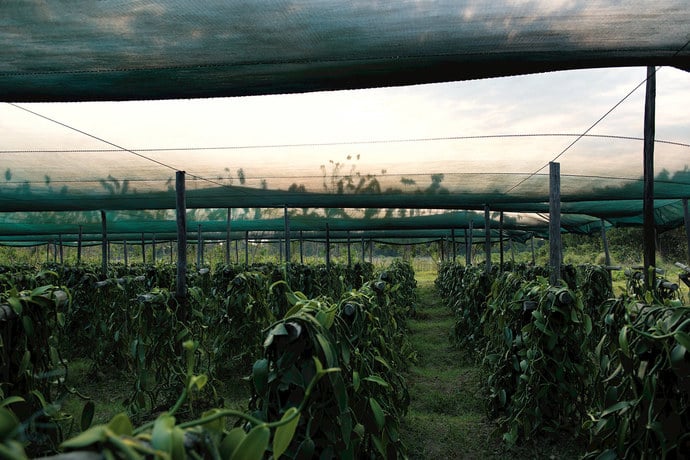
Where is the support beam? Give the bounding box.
[451,228,456,262]
[58,234,64,264]
[300,230,304,264]
[600,218,611,266]
[484,205,491,273]
[152,234,157,264]
[284,205,291,264]
[141,233,146,264]
[101,210,107,278]
[549,162,562,285]
[123,240,128,267]
[369,238,373,263]
[226,208,231,265]
[531,234,536,265]
[361,237,365,263]
[643,66,656,287]
[465,218,474,267]
[683,198,690,265]
[245,231,249,266]
[440,236,445,262]
[197,224,202,268]
[347,231,352,267]
[176,171,187,303]
[464,229,470,265]
[77,225,83,264]
[499,212,504,272]
[326,223,331,270]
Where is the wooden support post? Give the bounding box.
[197,224,202,268]
[101,210,107,278]
[451,228,456,262]
[245,231,249,266]
[141,233,146,265]
[369,238,373,263]
[600,218,611,266]
[499,212,504,272]
[549,162,562,285]
[123,240,128,266]
[326,223,331,270]
[226,208,231,265]
[464,229,470,265]
[484,205,491,273]
[77,225,83,264]
[300,231,304,264]
[361,237,365,263]
[683,198,690,265]
[284,205,291,264]
[58,234,63,264]
[176,171,187,303]
[440,236,445,262]
[152,234,157,264]
[531,234,536,265]
[466,219,474,267]
[643,66,656,288]
[235,239,239,264]
[347,231,352,267]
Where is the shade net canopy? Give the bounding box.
[1,1,689,245]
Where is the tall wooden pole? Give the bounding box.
[484,205,491,273]
[197,224,202,268]
[347,231,352,267]
[226,208,231,265]
[600,218,611,266]
[326,223,331,270]
[464,229,470,265]
[499,212,504,272]
[643,66,656,288]
[451,228,456,262]
[683,198,690,264]
[466,218,474,267]
[284,205,291,264]
[531,234,536,265]
[549,162,562,285]
[361,237,365,263]
[100,210,107,278]
[58,234,64,264]
[152,234,157,264]
[123,240,128,267]
[141,232,146,264]
[77,225,83,264]
[245,231,249,266]
[300,231,304,264]
[176,171,187,303]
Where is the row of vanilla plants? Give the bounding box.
[1,260,416,458]
[436,262,690,458]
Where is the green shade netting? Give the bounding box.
[1,1,689,244]
[1,1,689,101]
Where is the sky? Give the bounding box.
[1,65,689,196]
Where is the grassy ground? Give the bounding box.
[400,270,586,459]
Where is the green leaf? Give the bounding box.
[619,326,630,357]
[353,371,360,392]
[0,407,19,441]
[252,359,269,395]
[584,314,592,336]
[363,375,390,388]
[273,408,300,459]
[0,397,24,409]
[190,374,208,391]
[151,414,175,454]
[294,437,315,459]
[107,413,133,436]
[220,427,246,459]
[232,425,269,460]
[21,316,34,337]
[369,398,385,431]
[600,400,632,417]
[80,401,95,432]
[670,344,686,366]
[60,425,109,449]
[7,297,22,315]
[674,331,690,351]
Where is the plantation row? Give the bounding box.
[1,260,417,459]
[436,262,690,459]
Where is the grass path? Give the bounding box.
[401,273,584,459]
[400,275,502,459]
